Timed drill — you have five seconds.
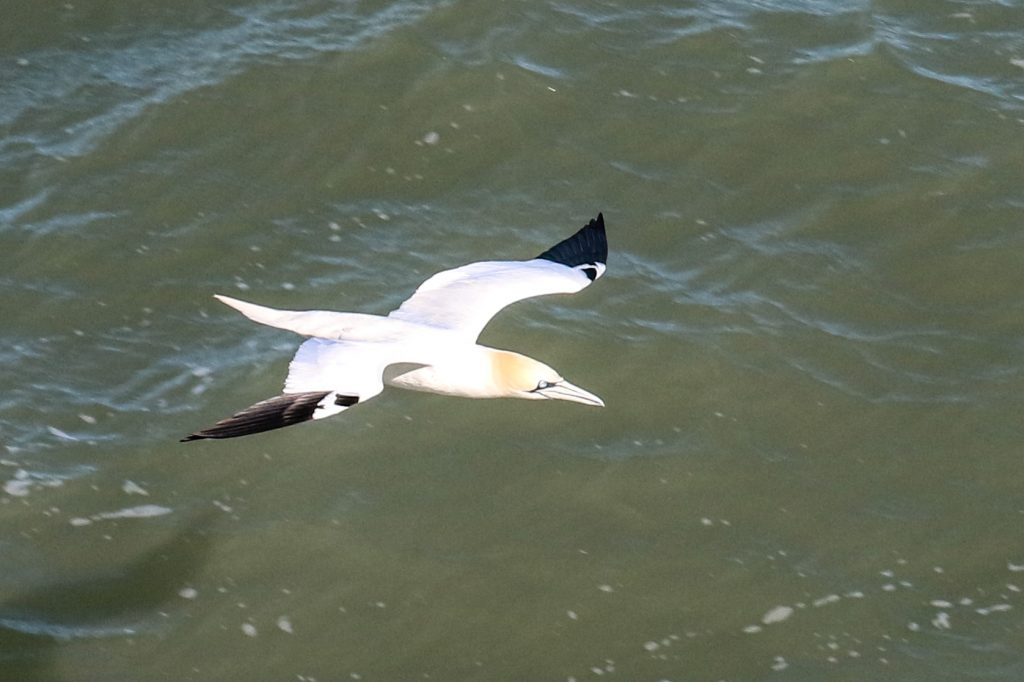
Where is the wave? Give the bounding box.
[0,0,447,159]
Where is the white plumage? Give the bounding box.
[182,213,607,441]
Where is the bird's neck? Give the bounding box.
[385,346,528,399]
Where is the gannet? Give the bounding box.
[181,213,607,441]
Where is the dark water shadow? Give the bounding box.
[0,514,215,681]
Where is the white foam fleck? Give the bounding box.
[422,131,440,145]
[931,612,951,630]
[241,622,258,637]
[70,505,172,525]
[4,476,33,497]
[812,594,840,608]
[930,599,953,608]
[276,616,294,634]
[743,624,763,634]
[762,605,794,625]
[4,469,65,497]
[122,480,149,496]
[1008,561,1024,572]
[94,505,172,520]
[976,603,1011,616]
[179,587,198,600]
[771,656,788,671]
[567,610,578,621]
[643,641,659,652]
[47,426,78,441]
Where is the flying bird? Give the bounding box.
[181,213,607,441]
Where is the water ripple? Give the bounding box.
[0,0,446,159]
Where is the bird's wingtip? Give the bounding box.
[179,391,333,442]
[211,294,250,320]
[535,212,608,270]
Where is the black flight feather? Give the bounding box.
[536,213,607,274]
[181,391,334,441]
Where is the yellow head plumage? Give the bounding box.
[488,350,604,406]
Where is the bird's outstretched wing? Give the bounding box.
[180,337,411,441]
[387,213,607,340]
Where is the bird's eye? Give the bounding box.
[535,380,554,391]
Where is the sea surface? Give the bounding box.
[2,1,1024,680]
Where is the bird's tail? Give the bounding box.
[180,391,357,441]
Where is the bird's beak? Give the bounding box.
[537,380,605,407]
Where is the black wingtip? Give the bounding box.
[536,212,607,270]
[180,391,333,442]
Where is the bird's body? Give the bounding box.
[182,213,607,441]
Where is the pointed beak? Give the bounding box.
[538,380,605,407]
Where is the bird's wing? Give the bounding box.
[184,295,447,441]
[387,213,607,340]
[213,295,401,341]
[181,337,422,441]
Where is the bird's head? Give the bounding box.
[491,351,604,407]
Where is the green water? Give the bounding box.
[3,1,1024,680]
